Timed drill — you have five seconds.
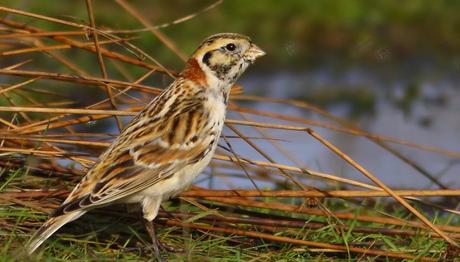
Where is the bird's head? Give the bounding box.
[182,33,265,88]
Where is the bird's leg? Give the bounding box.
[143,219,183,257]
[142,197,183,254]
[143,219,162,261]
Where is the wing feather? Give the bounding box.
[54,93,215,216]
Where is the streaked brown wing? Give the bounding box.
[53,101,213,216]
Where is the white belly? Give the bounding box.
[143,150,214,200]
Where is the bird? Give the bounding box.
[25,33,265,259]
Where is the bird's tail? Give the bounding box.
[26,210,85,255]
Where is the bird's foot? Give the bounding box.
[143,218,183,261]
[156,239,184,253]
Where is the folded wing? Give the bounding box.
[53,99,214,216]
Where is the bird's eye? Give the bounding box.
[225,43,236,51]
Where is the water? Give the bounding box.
[206,64,460,190]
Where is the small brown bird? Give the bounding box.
[26,33,265,258]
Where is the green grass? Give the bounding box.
[0,168,454,261]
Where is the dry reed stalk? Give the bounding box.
[0,118,17,128]
[157,211,460,239]
[0,13,172,74]
[0,135,110,147]
[1,38,134,56]
[0,78,93,169]
[114,0,188,61]
[0,69,160,93]
[164,220,437,261]
[4,69,156,135]
[3,188,459,200]
[2,59,33,70]
[0,6,176,78]
[230,103,460,159]
[0,78,41,96]
[5,186,459,199]
[0,106,138,116]
[85,0,123,132]
[0,158,85,176]
[0,31,88,38]
[200,196,460,234]
[14,114,116,134]
[306,129,458,246]
[0,147,94,162]
[226,123,309,191]
[233,95,452,189]
[2,186,459,234]
[213,154,381,190]
[182,189,460,198]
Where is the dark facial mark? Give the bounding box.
[203,51,212,65]
[208,55,238,81]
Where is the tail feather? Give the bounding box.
[26,211,85,255]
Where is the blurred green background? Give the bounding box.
[4,0,460,67]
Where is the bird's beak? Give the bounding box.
[244,43,266,63]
